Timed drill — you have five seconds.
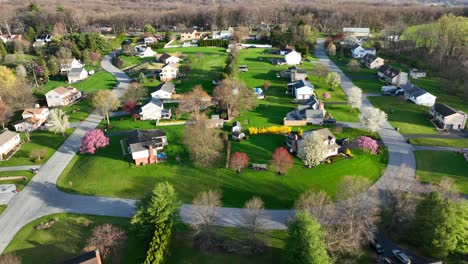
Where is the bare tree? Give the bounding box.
[347,59,360,72]
[0,101,13,129]
[0,253,21,264]
[438,176,459,200]
[178,85,212,117]
[86,224,127,259]
[312,63,329,81]
[123,81,147,101]
[295,190,331,222]
[183,114,223,167]
[192,189,222,244]
[92,90,120,126]
[233,26,250,42]
[212,79,257,119]
[243,196,265,241]
[30,148,47,162]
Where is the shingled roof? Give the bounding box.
[401,83,428,98]
[432,103,458,117]
[127,129,167,153]
[362,53,377,64]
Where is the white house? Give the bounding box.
[13,106,49,132]
[151,82,175,99]
[160,63,179,81]
[35,34,52,42]
[158,53,180,64]
[139,99,171,120]
[45,86,82,107]
[409,69,427,79]
[67,67,88,83]
[361,53,384,69]
[284,50,302,65]
[144,36,157,45]
[295,97,326,125]
[134,45,156,58]
[0,130,20,160]
[288,80,314,101]
[286,128,339,159]
[401,83,437,107]
[350,44,376,58]
[378,65,408,87]
[429,103,467,131]
[60,58,84,73]
[212,27,234,40]
[0,34,22,43]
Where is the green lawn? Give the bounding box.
[0,129,74,167]
[58,125,387,209]
[119,54,155,70]
[155,47,228,94]
[414,150,468,194]
[368,96,436,134]
[3,213,147,264]
[0,171,35,190]
[409,138,468,148]
[0,204,6,215]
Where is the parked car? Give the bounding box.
[336,137,350,145]
[381,257,393,264]
[392,250,411,264]
[323,118,336,124]
[371,239,384,254]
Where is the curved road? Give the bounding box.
[0,43,418,253]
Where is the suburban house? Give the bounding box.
[343,27,370,40]
[378,65,408,87]
[32,41,46,48]
[13,106,49,132]
[134,45,156,58]
[212,27,234,39]
[279,45,295,55]
[429,103,467,131]
[60,250,102,264]
[67,67,88,83]
[35,34,52,42]
[284,50,302,65]
[158,53,180,64]
[126,129,168,166]
[401,83,437,106]
[350,44,376,58]
[151,82,175,99]
[207,115,225,129]
[0,130,20,160]
[361,53,384,69]
[159,63,179,81]
[287,80,314,101]
[409,68,427,79]
[45,86,82,107]
[60,58,84,73]
[279,66,308,82]
[286,128,340,158]
[144,36,157,45]
[292,97,326,125]
[180,29,201,41]
[139,98,171,120]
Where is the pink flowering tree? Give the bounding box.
[89,52,102,66]
[322,92,331,100]
[356,136,379,154]
[80,129,110,154]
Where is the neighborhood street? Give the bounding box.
[0,41,451,260]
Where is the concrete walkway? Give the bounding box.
[0,165,41,172]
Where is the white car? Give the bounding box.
[392,249,411,264]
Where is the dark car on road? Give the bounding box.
[336,137,350,145]
[323,118,336,124]
[393,250,411,264]
[372,239,385,255]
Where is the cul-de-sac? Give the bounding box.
[0,1,466,263]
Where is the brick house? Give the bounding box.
[126,129,168,166]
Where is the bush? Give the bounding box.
[144,221,173,264]
[199,39,229,47]
[248,126,292,135]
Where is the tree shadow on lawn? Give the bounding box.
[415,151,468,179]
[238,104,292,127]
[6,241,71,264]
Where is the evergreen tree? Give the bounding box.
[143,220,173,264]
[284,213,333,264]
[47,55,59,76]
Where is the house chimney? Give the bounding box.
[318,101,324,110]
[34,104,40,109]
[148,145,157,164]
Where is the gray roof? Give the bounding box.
[305,109,325,119]
[432,103,458,117]
[362,53,377,64]
[158,82,175,93]
[401,83,428,97]
[68,67,85,77]
[159,52,172,62]
[127,129,167,152]
[292,80,314,90]
[378,65,401,78]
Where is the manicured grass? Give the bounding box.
[0,205,6,215]
[0,171,35,190]
[409,138,468,148]
[4,213,147,264]
[368,96,436,134]
[58,125,387,209]
[0,129,74,167]
[156,47,228,94]
[414,150,468,194]
[325,104,359,122]
[119,54,155,70]
[168,224,286,264]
